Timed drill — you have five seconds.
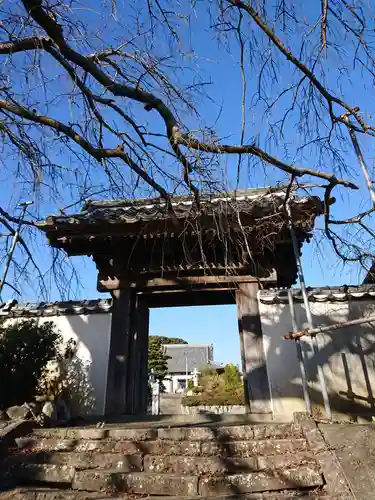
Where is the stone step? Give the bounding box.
[29,423,303,442]
[198,465,324,496]
[0,488,106,499]
[14,465,324,495]
[144,452,315,474]
[0,488,340,500]
[31,427,157,441]
[5,451,143,472]
[15,437,309,457]
[156,424,303,441]
[149,496,343,500]
[200,439,309,457]
[73,470,199,495]
[6,450,315,475]
[17,463,75,484]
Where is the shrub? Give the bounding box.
[0,320,62,409]
[60,356,95,417]
[223,363,242,391]
[182,392,245,406]
[200,363,217,378]
[183,362,244,407]
[37,338,95,418]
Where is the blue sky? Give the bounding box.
[0,0,374,365]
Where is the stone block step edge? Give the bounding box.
[4,451,317,475]
[13,466,324,495]
[14,437,309,456]
[30,423,304,442]
[0,489,341,500]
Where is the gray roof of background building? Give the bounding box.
[163,344,215,373]
[259,285,375,304]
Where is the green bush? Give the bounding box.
[200,363,217,378]
[185,362,244,407]
[182,392,245,407]
[0,320,62,409]
[223,363,242,391]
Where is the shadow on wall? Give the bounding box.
[63,356,96,418]
[63,312,111,416]
[37,311,112,417]
[253,297,375,420]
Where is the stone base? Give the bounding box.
[181,405,246,415]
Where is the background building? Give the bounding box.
[162,343,222,393]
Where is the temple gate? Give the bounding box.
[37,188,323,415]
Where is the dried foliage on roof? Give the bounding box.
[36,190,323,286]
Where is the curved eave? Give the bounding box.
[36,194,323,243]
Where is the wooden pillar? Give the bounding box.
[127,296,150,414]
[236,281,271,413]
[138,300,150,413]
[105,289,150,415]
[105,287,132,415]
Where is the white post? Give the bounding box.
[149,369,160,415]
[192,368,200,387]
[152,381,160,415]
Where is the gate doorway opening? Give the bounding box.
[150,304,241,414]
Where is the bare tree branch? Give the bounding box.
[321,0,329,53]
[0,97,172,203]
[0,0,372,295]
[0,36,52,54]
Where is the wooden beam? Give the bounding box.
[138,275,267,287]
[97,271,277,292]
[104,287,132,415]
[127,296,150,414]
[144,289,236,308]
[236,282,271,414]
[139,286,236,295]
[105,289,149,415]
[98,276,129,292]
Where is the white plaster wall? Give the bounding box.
[7,313,112,416]
[259,296,375,419]
[167,374,193,393]
[163,378,173,393]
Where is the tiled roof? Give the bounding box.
[259,285,375,304]
[164,344,214,373]
[36,188,323,229]
[3,285,373,318]
[0,299,112,317]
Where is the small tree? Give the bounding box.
[223,363,242,392]
[148,336,170,390]
[0,320,61,409]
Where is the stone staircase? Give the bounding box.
[0,415,352,499]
